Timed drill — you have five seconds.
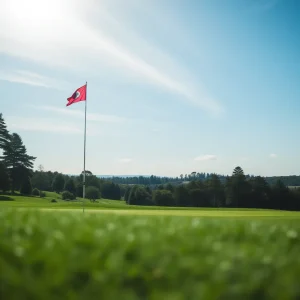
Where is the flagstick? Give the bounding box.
[83,81,87,213]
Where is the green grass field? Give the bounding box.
[1,193,300,299]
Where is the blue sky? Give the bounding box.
[0,0,299,177]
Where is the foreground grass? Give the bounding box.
[0,208,300,299]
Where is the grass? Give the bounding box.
[1,192,300,216]
[0,192,127,209]
[0,194,300,299]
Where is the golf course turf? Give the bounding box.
[0,194,300,299]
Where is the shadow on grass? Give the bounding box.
[0,196,14,201]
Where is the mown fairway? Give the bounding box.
[1,194,300,299]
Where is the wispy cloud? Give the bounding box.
[194,155,217,161]
[0,70,51,88]
[6,116,82,135]
[31,105,127,123]
[0,69,70,91]
[270,153,278,158]
[0,0,223,115]
[118,158,133,163]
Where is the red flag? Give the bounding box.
[66,84,87,107]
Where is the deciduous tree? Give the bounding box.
[52,174,65,193]
[86,186,100,202]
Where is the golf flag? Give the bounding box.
[66,84,87,106]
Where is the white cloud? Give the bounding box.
[31,105,127,123]
[118,158,133,163]
[270,153,278,158]
[0,0,223,115]
[194,155,217,161]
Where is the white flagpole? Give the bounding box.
[83,81,87,213]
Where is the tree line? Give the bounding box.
[31,168,123,201]
[124,167,300,211]
[102,173,300,187]
[27,166,300,211]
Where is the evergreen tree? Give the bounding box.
[20,176,32,195]
[101,181,121,200]
[271,180,289,210]
[232,166,244,176]
[189,189,210,207]
[207,174,224,207]
[174,185,190,207]
[248,176,270,208]
[0,113,10,151]
[0,162,10,192]
[2,133,36,193]
[226,167,250,207]
[124,187,131,203]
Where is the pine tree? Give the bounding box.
[20,176,32,195]
[0,162,10,192]
[226,166,250,207]
[0,113,10,151]
[2,133,36,193]
[208,174,223,207]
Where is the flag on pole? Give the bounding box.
[66,84,87,106]
[65,82,88,213]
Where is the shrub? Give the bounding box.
[51,199,57,203]
[39,191,46,198]
[86,186,100,202]
[32,188,40,196]
[62,191,75,201]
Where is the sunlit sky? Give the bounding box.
[1,0,299,177]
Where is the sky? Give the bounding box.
[0,0,299,177]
